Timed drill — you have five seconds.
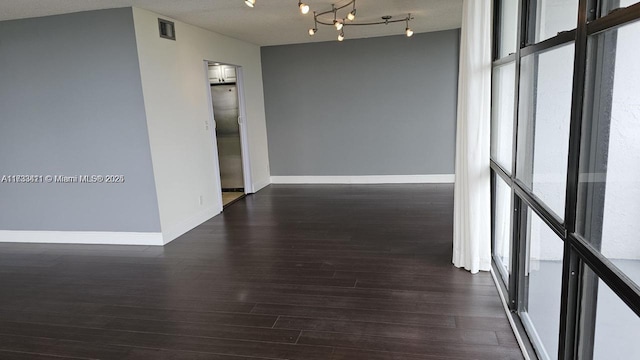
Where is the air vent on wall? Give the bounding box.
[158,19,176,40]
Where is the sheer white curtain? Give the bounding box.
[452,0,493,274]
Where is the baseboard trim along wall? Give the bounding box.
[270,174,455,184]
[161,205,220,245]
[0,175,451,246]
[0,206,221,246]
[0,230,164,246]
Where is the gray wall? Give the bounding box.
[0,8,161,232]
[261,30,460,176]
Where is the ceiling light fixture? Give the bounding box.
[306,1,414,42]
[406,27,414,37]
[331,5,343,31]
[347,0,357,21]
[298,1,310,14]
[405,14,414,37]
[244,0,255,8]
[308,12,318,36]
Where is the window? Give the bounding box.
[498,0,520,58]
[530,0,579,43]
[493,175,512,283]
[581,266,640,359]
[578,20,640,287]
[490,1,640,359]
[521,208,564,360]
[517,43,574,219]
[602,0,640,15]
[491,62,516,172]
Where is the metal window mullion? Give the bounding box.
[512,180,565,238]
[521,30,577,56]
[508,194,523,311]
[504,0,527,313]
[569,233,640,317]
[493,0,502,61]
[491,170,497,264]
[573,9,618,358]
[493,53,518,66]
[491,159,512,184]
[509,0,526,180]
[494,0,528,312]
[558,242,583,359]
[525,0,536,45]
[587,2,640,35]
[558,0,596,358]
[516,195,530,314]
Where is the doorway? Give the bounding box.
[206,61,251,208]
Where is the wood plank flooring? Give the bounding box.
[0,184,522,359]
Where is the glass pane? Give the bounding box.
[517,43,575,219]
[582,267,640,359]
[494,175,512,283]
[577,21,640,287]
[532,0,579,43]
[499,0,519,58]
[603,0,640,15]
[522,208,564,360]
[491,62,516,172]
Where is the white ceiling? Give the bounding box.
[0,0,463,46]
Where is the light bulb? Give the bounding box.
[308,28,316,36]
[338,31,345,41]
[244,0,255,7]
[334,20,343,31]
[347,10,356,21]
[299,2,310,14]
[406,28,414,37]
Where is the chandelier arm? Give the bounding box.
[344,17,411,26]
[316,16,412,27]
[315,0,355,18]
[316,19,339,26]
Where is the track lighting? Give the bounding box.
[305,2,414,42]
[244,0,255,8]
[298,1,310,15]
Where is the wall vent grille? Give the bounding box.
[158,19,176,40]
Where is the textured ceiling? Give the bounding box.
[0,0,463,46]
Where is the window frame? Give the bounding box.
[490,1,640,359]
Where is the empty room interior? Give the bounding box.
[0,0,639,359]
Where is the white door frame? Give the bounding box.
[203,61,254,207]
[203,60,224,214]
[235,66,254,194]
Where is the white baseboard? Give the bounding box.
[252,177,271,193]
[0,206,221,246]
[270,174,455,184]
[161,205,220,245]
[0,230,164,246]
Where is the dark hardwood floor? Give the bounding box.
[0,184,522,359]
